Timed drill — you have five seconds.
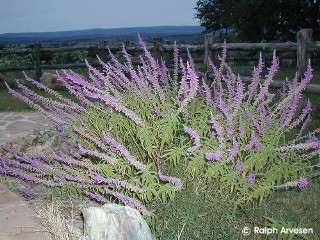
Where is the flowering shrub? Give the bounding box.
[1,36,318,216]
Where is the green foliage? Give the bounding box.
[195,0,320,41]
[51,50,88,64]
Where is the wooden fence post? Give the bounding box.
[297,29,313,79]
[124,39,130,48]
[99,40,108,62]
[204,34,213,84]
[35,43,42,81]
[153,37,163,61]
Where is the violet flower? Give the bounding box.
[131,67,154,100]
[54,153,96,171]
[209,112,224,137]
[201,80,214,106]
[238,117,245,138]
[235,159,244,175]
[302,60,313,84]
[275,178,308,190]
[65,176,93,184]
[159,59,170,84]
[306,133,318,143]
[158,171,183,191]
[83,89,144,126]
[91,174,145,193]
[225,119,234,140]
[105,189,150,216]
[260,51,279,94]
[138,34,159,74]
[79,146,117,164]
[232,75,244,115]
[218,99,229,119]
[84,191,109,203]
[245,132,262,150]
[288,99,312,130]
[227,138,239,162]
[153,105,163,117]
[297,177,309,188]
[178,61,199,112]
[183,125,201,152]
[23,72,79,109]
[139,57,166,103]
[102,132,146,170]
[173,41,179,84]
[248,53,264,100]
[246,169,255,185]
[298,114,311,138]
[5,84,67,132]
[205,150,224,161]
[183,125,199,139]
[244,109,264,136]
[121,44,133,70]
[177,58,188,101]
[17,186,38,198]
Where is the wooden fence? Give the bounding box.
[0,29,319,92]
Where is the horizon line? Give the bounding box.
[0,25,203,35]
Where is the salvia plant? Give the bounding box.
[1,36,318,217]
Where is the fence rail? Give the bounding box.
[0,28,319,91]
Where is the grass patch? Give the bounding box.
[0,88,76,111]
[149,178,320,239]
[0,88,32,111]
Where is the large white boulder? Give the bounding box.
[79,204,154,240]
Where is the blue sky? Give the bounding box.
[0,0,200,34]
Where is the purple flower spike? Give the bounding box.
[246,169,255,185]
[84,191,109,203]
[183,125,199,139]
[235,159,244,175]
[297,178,309,188]
[158,171,183,191]
[249,132,262,150]
[238,117,245,138]
[153,105,163,117]
[205,150,224,161]
[227,138,239,162]
[209,112,224,136]
[17,186,38,198]
[103,132,146,170]
[184,125,201,152]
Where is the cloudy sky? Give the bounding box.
[0,0,200,34]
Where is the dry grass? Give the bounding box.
[33,200,82,240]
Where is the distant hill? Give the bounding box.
[0,26,205,43]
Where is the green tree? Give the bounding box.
[195,0,320,42]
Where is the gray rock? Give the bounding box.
[79,204,154,240]
[40,72,62,89]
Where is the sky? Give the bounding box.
[0,0,200,34]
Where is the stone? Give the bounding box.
[6,120,38,135]
[40,72,62,89]
[1,133,79,158]
[80,204,155,240]
[38,135,80,158]
[2,135,38,152]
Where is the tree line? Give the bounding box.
[195,0,320,42]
